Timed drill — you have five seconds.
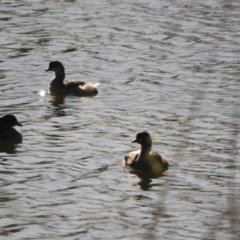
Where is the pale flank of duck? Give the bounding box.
[79,82,100,93]
[0,114,23,143]
[123,132,169,175]
[45,61,99,96]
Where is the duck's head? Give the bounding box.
[0,114,22,127]
[45,61,64,73]
[132,131,152,147]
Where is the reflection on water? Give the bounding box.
[0,143,19,154]
[136,178,153,191]
[0,182,16,201]
[49,94,67,117]
[0,0,240,239]
[128,168,167,190]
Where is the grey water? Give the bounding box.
[0,0,240,239]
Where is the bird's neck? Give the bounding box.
[54,70,65,82]
[50,71,65,87]
[140,144,151,158]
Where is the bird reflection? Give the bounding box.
[50,93,66,105]
[0,143,18,154]
[129,168,165,190]
[49,94,66,117]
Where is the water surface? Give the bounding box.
[0,0,240,239]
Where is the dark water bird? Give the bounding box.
[45,61,99,96]
[123,132,169,175]
[0,114,23,143]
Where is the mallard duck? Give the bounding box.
[45,61,99,96]
[0,114,22,143]
[123,132,169,174]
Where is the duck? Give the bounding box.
[45,61,99,96]
[123,132,169,174]
[0,114,23,143]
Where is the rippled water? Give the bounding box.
[0,0,240,239]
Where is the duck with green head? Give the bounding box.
[123,132,169,175]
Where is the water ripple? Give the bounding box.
[0,0,240,239]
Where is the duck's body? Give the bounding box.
[0,114,23,143]
[123,132,169,174]
[45,61,98,96]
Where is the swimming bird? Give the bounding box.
[0,114,23,143]
[123,132,169,174]
[45,61,99,96]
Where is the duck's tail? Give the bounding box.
[81,82,100,95]
[93,82,100,88]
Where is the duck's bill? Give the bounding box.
[132,138,137,143]
[16,121,22,126]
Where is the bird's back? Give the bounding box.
[123,149,169,173]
